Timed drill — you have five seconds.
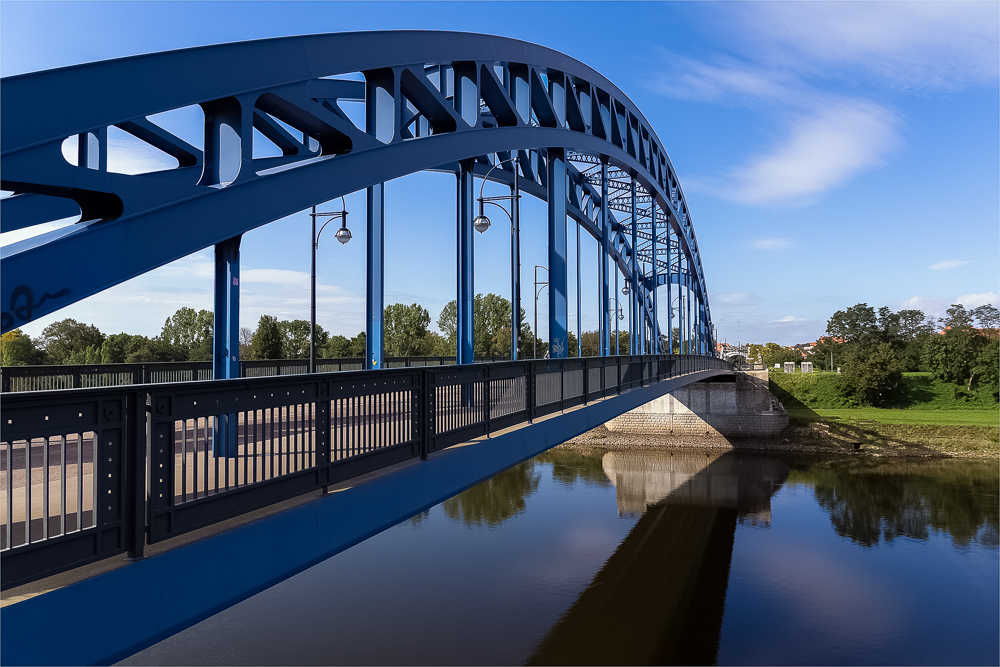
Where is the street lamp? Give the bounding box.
[475,157,521,359]
[310,197,350,374]
[533,265,548,359]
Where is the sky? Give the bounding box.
[1,1,998,347]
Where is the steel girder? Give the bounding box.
[1,31,713,351]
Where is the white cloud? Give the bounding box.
[712,292,759,305]
[649,54,802,106]
[772,315,808,323]
[928,259,971,270]
[956,292,1000,309]
[725,102,900,205]
[737,2,1000,90]
[752,238,792,251]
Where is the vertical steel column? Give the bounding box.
[576,219,582,357]
[511,169,521,360]
[547,148,568,358]
[687,270,693,355]
[678,255,685,356]
[614,269,620,355]
[213,234,240,456]
[457,160,475,365]
[651,201,658,353]
[366,184,385,370]
[666,227,673,354]
[599,160,610,356]
[630,179,639,355]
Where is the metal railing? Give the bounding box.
[0,356,509,392]
[0,354,731,589]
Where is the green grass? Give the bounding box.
[788,408,999,427]
[770,370,999,411]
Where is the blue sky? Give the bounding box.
[2,1,997,346]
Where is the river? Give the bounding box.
[121,446,999,665]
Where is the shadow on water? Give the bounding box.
[528,450,790,666]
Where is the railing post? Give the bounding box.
[583,358,589,403]
[419,367,431,460]
[482,365,491,434]
[1,369,8,393]
[528,360,537,423]
[316,381,332,489]
[126,391,148,561]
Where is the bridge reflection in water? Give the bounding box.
[530,450,789,666]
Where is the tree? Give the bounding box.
[38,318,105,364]
[437,294,532,358]
[826,303,878,347]
[100,333,182,363]
[384,303,431,356]
[750,342,801,367]
[437,300,457,345]
[249,315,283,360]
[580,331,600,357]
[971,304,1000,333]
[940,303,973,330]
[101,333,149,363]
[974,340,999,399]
[277,319,327,359]
[160,307,213,361]
[239,327,254,360]
[1,329,41,366]
[840,342,902,407]
[609,330,629,356]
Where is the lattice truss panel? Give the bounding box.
[1,32,712,345]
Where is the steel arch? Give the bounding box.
[1,31,713,353]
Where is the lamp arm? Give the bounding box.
[477,157,520,201]
[482,199,514,223]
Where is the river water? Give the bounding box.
[122,447,999,665]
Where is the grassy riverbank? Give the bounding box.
[770,371,998,458]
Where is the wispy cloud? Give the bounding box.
[649,2,997,206]
[928,259,971,271]
[712,292,759,305]
[735,2,1000,90]
[772,315,808,323]
[725,102,900,205]
[751,238,792,251]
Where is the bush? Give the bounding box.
[839,342,903,407]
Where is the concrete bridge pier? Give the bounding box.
[605,370,788,440]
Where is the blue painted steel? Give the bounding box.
[576,220,582,357]
[547,149,568,358]
[630,180,639,354]
[0,31,716,353]
[457,162,475,365]
[666,228,673,354]
[651,201,658,353]
[366,184,385,370]
[511,173,521,361]
[212,235,240,456]
[599,160,610,356]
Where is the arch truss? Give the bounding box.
[1,31,715,370]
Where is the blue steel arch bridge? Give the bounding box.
[0,32,731,665]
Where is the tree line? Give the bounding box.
[748,303,999,406]
[1,290,673,368]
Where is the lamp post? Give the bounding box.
[473,157,521,359]
[310,197,350,374]
[533,265,548,359]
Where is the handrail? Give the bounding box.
[0,353,732,589]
